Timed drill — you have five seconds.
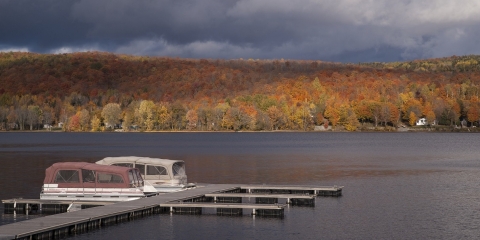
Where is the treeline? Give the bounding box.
[1,52,480,132]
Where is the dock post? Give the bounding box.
[25,203,29,215]
[286,198,291,204]
[170,207,173,213]
[214,196,217,203]
[252,208,256,215]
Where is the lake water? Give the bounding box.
[1,132,479,239]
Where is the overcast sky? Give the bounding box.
[1,0,480,63]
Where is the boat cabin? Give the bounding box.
[41,162,146,201]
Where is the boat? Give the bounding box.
[40,162,154,201]
[95,156,196,193]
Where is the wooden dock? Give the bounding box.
[0,183,343,240]
[204,193,316,204]
[241,184,343,196]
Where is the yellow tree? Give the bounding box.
[137,100,156,131]
[101,103,121,129]
[214,102,230,130]
[157,104,171,130]
[292,106,304,130]
[342,105,359,131]
[91,115,101,132]
[409,111,417,126]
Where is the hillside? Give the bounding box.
[1,52,480,131]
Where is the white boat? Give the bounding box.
[41,162,149,202]
[95,156,196,193]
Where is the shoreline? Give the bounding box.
[0,127,478,133]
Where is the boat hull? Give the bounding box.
[146,181,196,193]
[41,186,145,202]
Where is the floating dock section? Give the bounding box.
[0,184,343,240]
[241,185,343,196]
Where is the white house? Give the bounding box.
[416,118,427,126]
[416,118,436,126]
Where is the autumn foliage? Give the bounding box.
[1,51,480,131]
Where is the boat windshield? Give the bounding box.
[172,162,186,177]
[135,169,144,186]
[128,170,136,187]
[135,164,146,175]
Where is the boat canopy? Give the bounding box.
[43,162,143,188]
[97,156,183,168]
[96,156,186,178]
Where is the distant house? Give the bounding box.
[416,118,436,126]
[416,118,427,126]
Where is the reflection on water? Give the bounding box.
[1,132,480,239]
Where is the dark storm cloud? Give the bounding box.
[1,0,480,62]
[0,0,92,51]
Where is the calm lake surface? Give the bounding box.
[1,132,479,239]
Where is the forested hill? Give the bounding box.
[1,52,480,132]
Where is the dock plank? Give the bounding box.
[161,202,286,209]
[241,184,343,191]
[2,199,116,206]
[205,193,315,198]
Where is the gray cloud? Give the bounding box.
[1,0,480,62]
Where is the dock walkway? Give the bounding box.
[0,184,342,240]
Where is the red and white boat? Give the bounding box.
[40,162,154,202]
